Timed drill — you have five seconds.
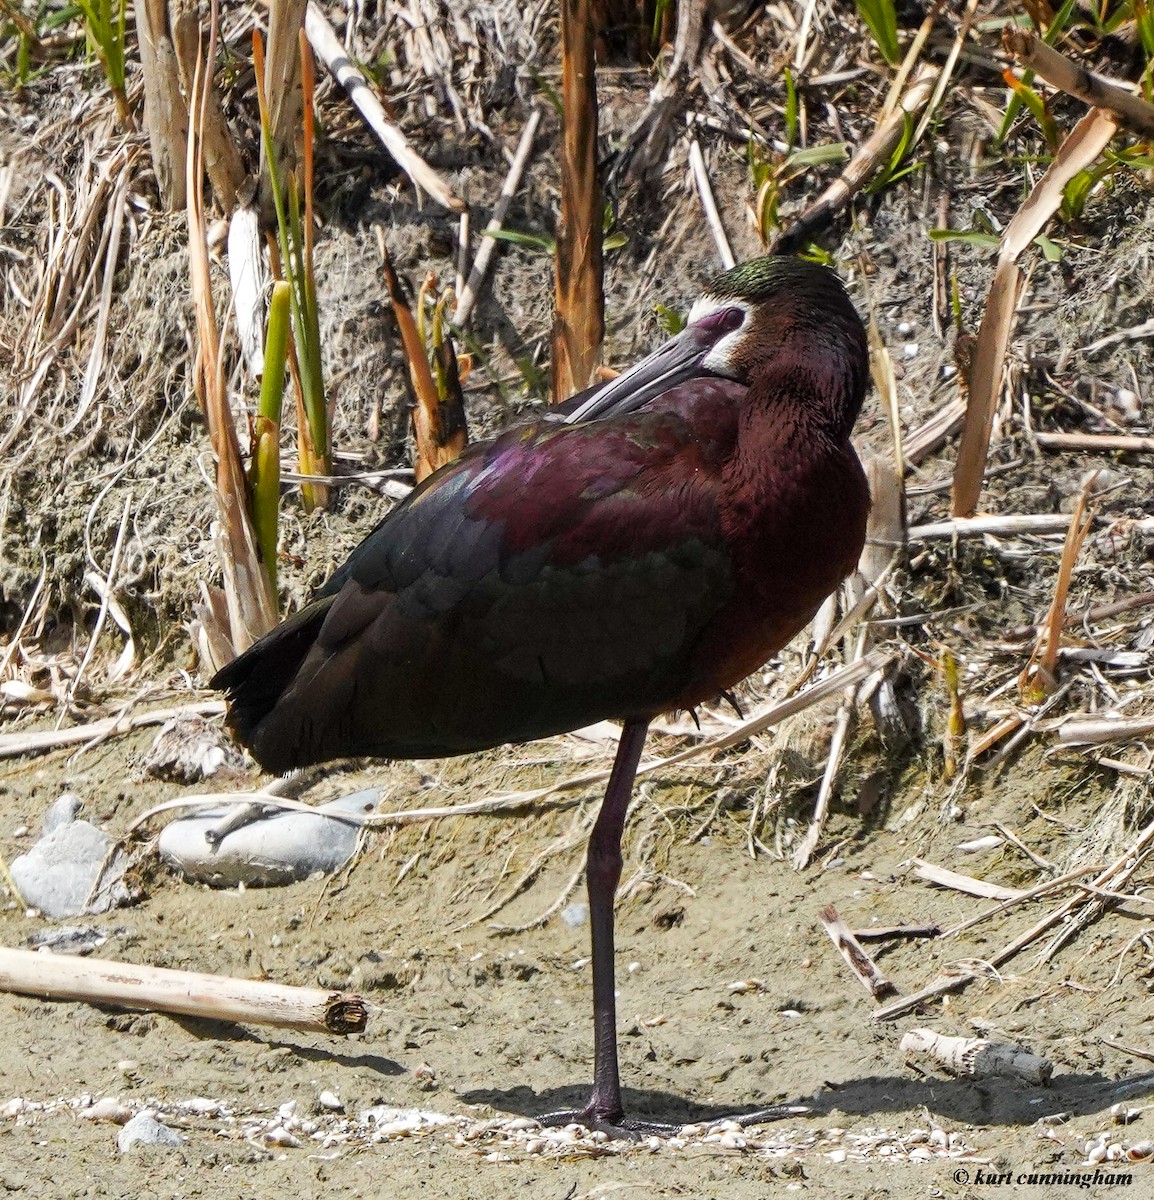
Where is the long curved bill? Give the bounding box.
[561,323,721,425]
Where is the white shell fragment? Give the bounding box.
[901,1028,1053,1085]
[117,1111,182,1152]
[158,790,380,888]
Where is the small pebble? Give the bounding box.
[901,342,918,360]
[318,1090,343,1112]
[827,1148,848,1163]
[117,1111,181,1153]
[116,1060,139,1075]
[264,1125,302,1148]
[561,903,588,927]
[80,1097,130,1124]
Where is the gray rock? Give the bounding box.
[42,793,83,835]
[158,789,379,888]
[117,1111,182,1152]
[10,820,129,918]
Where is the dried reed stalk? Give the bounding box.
[455,108,541,328]
[135,0,187,208]
[552,0,604,402]
[377,232,467,481]
[950,107,1118,516]
[304,2,464,212]
[187,3,277,654]
[1035,431,1154,453]
[1004,27,1154,139]
[259,0,307,220]
[819,904,898,1000]
[0,947,367,1035]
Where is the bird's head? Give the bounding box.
[564,256,869,437]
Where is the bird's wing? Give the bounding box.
[245,391,742,756]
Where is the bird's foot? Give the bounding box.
[537,1102,809,1142]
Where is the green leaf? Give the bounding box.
[482,227,556,254]
[654,303,686,335]
[854,0,901,67]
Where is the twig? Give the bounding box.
[0,946,367,1035]
[0,701,225,760]
[454,109,541,328]
[303,1,464,212]
[940,866,1100,938]
[688,137,734,269]
[1004,28,1154,140]
[771,64,939,254]
[1059,714,1154,747]
[1034,431,1154,454]
[908,513,1072,541]
[819,904,897,1000]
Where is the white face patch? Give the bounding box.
[686,296,753,377]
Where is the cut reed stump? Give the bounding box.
[0,947,367,1035]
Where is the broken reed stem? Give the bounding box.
[1019,475,1097,702]
[819,904,897,1000]
[455,108,541,328]
[0,947,367,1035]
[688,138,734,269]
[552,0,604,402]
[303,1,463,211]
[950,106,1118,517]
[877,820,1154,1020]
[1004,27,1154,140]
[377,231,465,481]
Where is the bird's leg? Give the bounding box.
[539,718,808,1140]
[538,718,649,1135]
[584,717,648,1126]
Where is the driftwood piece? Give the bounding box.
[901,1027,1053,1084]
[819,903,898,1000]
[0,946,367,1035]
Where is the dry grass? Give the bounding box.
[1,0,1153,942]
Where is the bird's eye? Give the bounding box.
[698,307,745,338]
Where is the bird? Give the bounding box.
[212,254,871,1137]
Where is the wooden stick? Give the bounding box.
[303,2,464,212]
[908,513,1072,541]
[0,947,367,1035]
[1004,28,1154,140]
[0,701,225,761]
[455,109,541,328]
[818,903,897,1000]
[1034,430,1154,454]
[688,138,734,269]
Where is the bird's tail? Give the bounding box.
[210,596,335,772]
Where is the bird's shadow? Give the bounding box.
[461,1069,1154,1129]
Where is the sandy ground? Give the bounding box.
[2,723,1152,1198]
